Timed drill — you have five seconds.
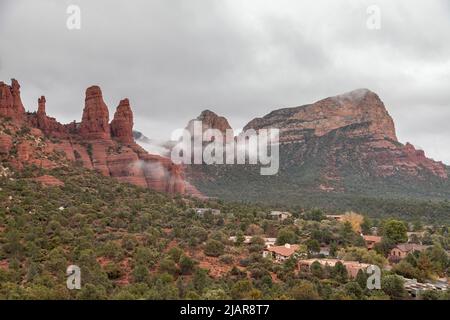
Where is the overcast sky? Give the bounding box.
[1,0,449,163]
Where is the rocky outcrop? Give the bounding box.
[33,175,65,187]
[243,89,446,179]
[110,99,134,144]
[11,80,26,121]
[54,141,187,193]
[6,138,57,170]
[138,153,186,193]
[183,89,449,205]
[245,89,397,143]
[0,79,192,196]
[0,79,25,122]
[37,96,46,114]
[0,134,12,154]
[34,96,68,137]
[395,143,446,178]
[187,110,233,141]
[106,148,148,187]
[79,86,111,140]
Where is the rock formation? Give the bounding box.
[0,79,26,122]
[33,175,65,187]
[245,89,397,142]
[34,96,68,137]
[187,110,233,141]
[79,86,111,140]
[184,89,449,204]
[0,79,193,196]
[110,98,134,144]
[0,134,13,154]
[243,89,446,179]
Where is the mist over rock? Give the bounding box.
[0,79,196,196]
[240,89,446,179]
[187,109,234,139]
[244,89,397,142]
[185,89,449,206]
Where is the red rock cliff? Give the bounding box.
[0,79,191,196]
[0,79,26,122]
[245,89,397,142]
[244,88,447,179]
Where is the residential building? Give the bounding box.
[298,258,372,278]
[402,277,448,298]
[263,238,277,247]
[325,215,344,222]
[194,208,221,217]
[263,243,299,262]
[269,211,292,221]
[362,235,382,250]
[229,235,252,244]
[319,246,330,256]
[389,244,429,261]
[229,236,277,248]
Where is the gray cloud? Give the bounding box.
[0,0,449,163]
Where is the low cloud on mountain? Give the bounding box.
[0,0,449,163]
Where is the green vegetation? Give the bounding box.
[186,142,450,224]
[0,165,448,300]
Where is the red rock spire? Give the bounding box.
[79,86,111,140]
[37,96,46,114]
[0,79,26,122]
[110,98,134,144]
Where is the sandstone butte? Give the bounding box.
[185,110,235,147]
[0,79,202,196]
[243,88,447,179]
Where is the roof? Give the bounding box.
[394,244,429,253]
[194,208,220,214]
[298,259,340,267]
[402,277,449,292]
[299,259,372,277]
[363,235,382,243]
[266,244,299,257]
[229,236,277,245]
[325,215,344,221]
[407,232,424,236]
[269,211,292,216]
[228,236,252,244]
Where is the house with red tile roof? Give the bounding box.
[389,244,430,261]
[362,235,382,250]
[263,243,300,262]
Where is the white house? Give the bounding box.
[269,211,292,221]
[194,208,221,217]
